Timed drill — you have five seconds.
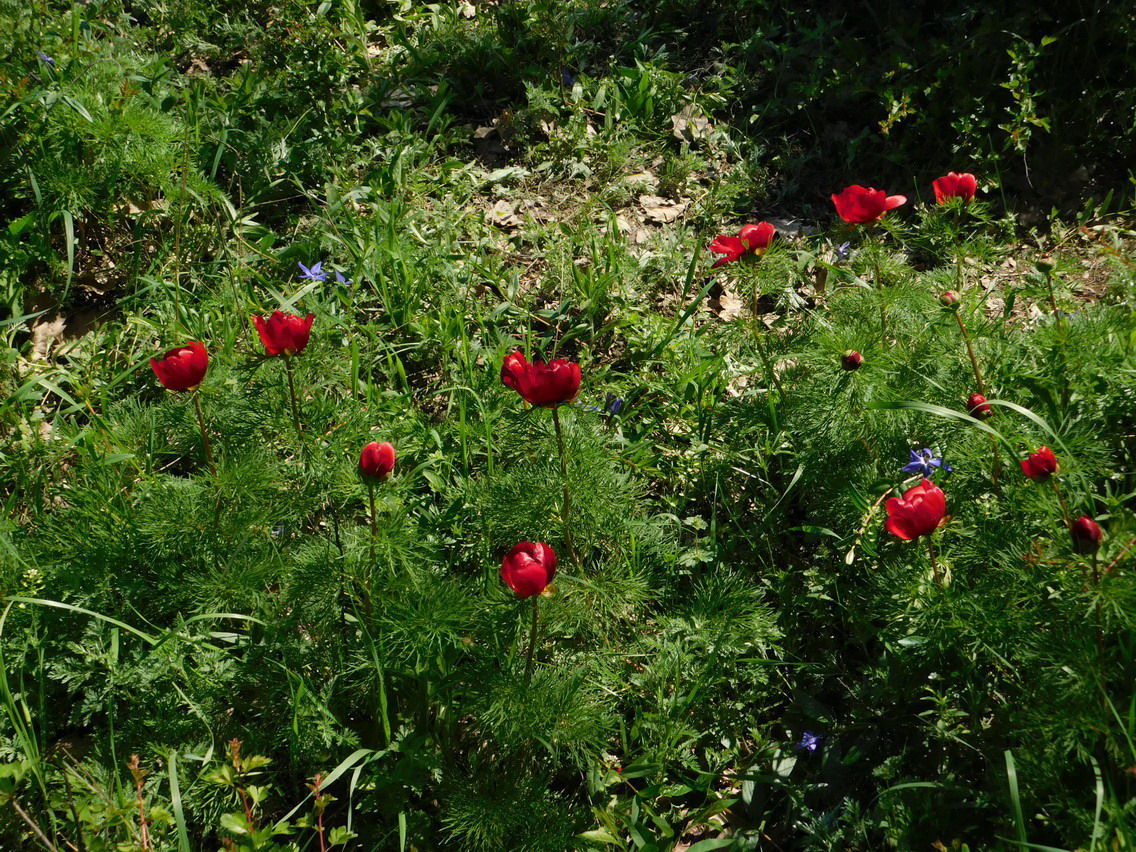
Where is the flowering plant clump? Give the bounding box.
[8,14,1136,849]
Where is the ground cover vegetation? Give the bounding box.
[1,0,1136,848]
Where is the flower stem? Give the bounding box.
[523,597,539,689]
[1043,268,1065,336]
[193,392,217,479]
[870,226,887,344]
[284,356,302,436]
[1092,551,1107,698]
[1052,478,1071,526]
[551,406,579,566]
[368,481,377,563]
[953,310,987,398]
[927,538,941,587]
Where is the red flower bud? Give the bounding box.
[1021,446,1058,481]
[150,342,209,392]
[253,310,315,356]
[831,185,906,224]
[939,291,959,307]
[967,393,992,419]
[1069,515,1103,553]
[932,172,977,204]
[500,542,558,599]
[841,350,863,371]
[359,441,396,481]
[501,350,581,408]
[885,479,947,541]
[709,222,776,268]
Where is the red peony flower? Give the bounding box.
[932,172,978,204]
[841,350,863,371]
[500,542,558,599]
[709,222,776,268]
[885,479,947,541]
[359,441,396,481]
[1070,515,1103,553]
[939,291,960,307]
[1021,446,1058,481]
[253,310,315,356]
[831,185,907,224]
[967,393,992,419]
[150,342,209,392]
[500,350,581,408]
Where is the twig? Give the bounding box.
[8,797,59,852]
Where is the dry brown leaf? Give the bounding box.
[639,194,687,224]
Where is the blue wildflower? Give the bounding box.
[37,52,54,67]
[794,731,823,753]
[902,448,952,478]
[605,392,623,417]
[298,261,327,282]
[334,270,352,285]
[835,241,851,261]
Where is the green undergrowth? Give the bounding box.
[1,0,1136,849]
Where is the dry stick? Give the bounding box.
[551,407,579,566]
[927,539,941,588]
[8,798,58,852]
[523,597,540,689]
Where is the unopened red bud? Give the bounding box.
[841,350,863,371]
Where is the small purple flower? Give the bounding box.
[605,392,623,417]
[794,731,823,753]
[902,448,952,478]
[334,270,352,285]
[298,261,327,282]
[835,241,851,262]
[37,52,54,67]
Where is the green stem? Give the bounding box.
[193,392,217,479]
[1092,551,1106,699]
[954,310,987,397]
[368,482,377,563]
[284,356,302,437]
[870,226,887,344]
[1052,478,1071,527]
[523,597,539,689]
[928,538,941,588]
[551,407,579,566]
